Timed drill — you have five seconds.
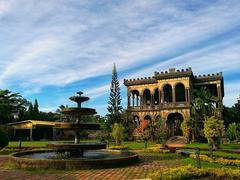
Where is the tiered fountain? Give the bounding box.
[10,91,139,169]
[47,91,106,156]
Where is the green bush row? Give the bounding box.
[148,165,240,180]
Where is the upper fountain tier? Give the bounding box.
[69,91,89,108]
[61,91,97,117]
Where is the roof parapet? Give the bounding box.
[194,72,223,79]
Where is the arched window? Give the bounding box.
[154,88,159,105]
[163,84,173,102]
[144,115,152,121]
[143,89,151,105]
[175,83,186,102]
[132,90,140,106]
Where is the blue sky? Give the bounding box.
[0,0,240,116]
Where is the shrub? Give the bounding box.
[204,116,225,149]
[148,165,209,180]
[144,146,170,153]
[0,128,9,149]
[226,123,240,143]
[180,120,190,142]
[148,165,240,180]
[112,123,125,146]
[108,146,128,150]
[190,154,240,167]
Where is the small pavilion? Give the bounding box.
[8,120,66,141]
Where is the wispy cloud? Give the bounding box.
[0,0,240,114]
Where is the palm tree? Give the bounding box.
[190,87,218,142]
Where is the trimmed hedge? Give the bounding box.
[148,165,240,180]
[144,146,170,153]
[0,128,9,149]
[190,154,240,167]
[108,146,128,150]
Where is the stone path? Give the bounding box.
[0,154,182,180]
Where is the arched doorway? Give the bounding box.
[143,89,151,105]
[175,83,185,102]
[166,113,183,137]
[163,84,173,102]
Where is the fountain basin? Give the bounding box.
[61,107,96,115]
[47,142,107,151]
[9,150,139,169]
[54,123,100,130]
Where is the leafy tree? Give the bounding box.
[150,119,167,144]
[112,123,125,146]
[0,89,29,124]
[222,95,240,128]
[223,106,236,126]
[203,116,225,149]
[107,64,122,128]
[0,128,9,148]
[121,109,136,141]
[226,123,240,143]
[133,119,150,137]
[190,87,219,142]
[181,119,191,142]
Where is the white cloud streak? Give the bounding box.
[0,0,240,113]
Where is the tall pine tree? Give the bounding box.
[33,99,39,119]
[28,103,34,119]
[107,63,122,127]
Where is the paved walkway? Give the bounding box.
[0,154,182,180]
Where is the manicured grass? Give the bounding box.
[184,143,209,149]
[184,143,240,150]
[8,141,50,148]
[183,149,240,159]
[110,141,156,150]
[7,139,98,148]
[6,140,156,150]
[220,144,240,150]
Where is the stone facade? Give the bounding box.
[124,67,224,137]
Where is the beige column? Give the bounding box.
[136,95,139,106]
[132,94,135,107]
[161,90,164,103]
[30,128,33,141]
[217,83,222,99]
[185,89,187,102]
[151,94,154,105]
[217,82,223,118]
[127,95,130,107]
[172,88,176,103]
[159,90,161,105]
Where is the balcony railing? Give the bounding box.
[128,102,189,111]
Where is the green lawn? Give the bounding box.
[8,141,51,148]
[183,149,240,159]
[109,141,156,150]
[184,143,240,150]
[6,140,156,150]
